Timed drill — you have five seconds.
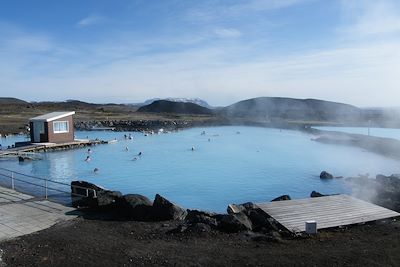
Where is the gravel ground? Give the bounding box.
[0,217,399,267]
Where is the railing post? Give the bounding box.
[11,171,15,190]
[45,177,48,199]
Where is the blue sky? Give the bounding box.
[0,0,399,106]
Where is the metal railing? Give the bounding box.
[0,167,98,202]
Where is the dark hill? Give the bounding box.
[31,100,103,111]
[0,97,28,105]
[137,100,213,115]
[219,97,362,122]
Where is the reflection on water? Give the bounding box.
[0,134,29,149]
[38,152,77,185]
[1,126,400,212]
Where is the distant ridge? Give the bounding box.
[137,100,213,115]
[143,98,211,108]
[0,97,27,105]
[219,97,362,122]
[31,100,99,109]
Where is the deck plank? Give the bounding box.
[256,195,400,232]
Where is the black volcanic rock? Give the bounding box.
[70,181,124,209]
[216,213,253,233]
[310,191,325,198]
[218,97,362,122]
[116,194,153,220]
[137,100,213,115]
[185,210,218,227]
[151,194,187,221]
[320,171,334,179]
[271,195,291,201]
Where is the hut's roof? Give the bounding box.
[29,111,75,122]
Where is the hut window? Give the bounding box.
[53,121,69,133]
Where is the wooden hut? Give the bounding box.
[29,111,75,143]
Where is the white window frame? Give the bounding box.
[53,121,69,133]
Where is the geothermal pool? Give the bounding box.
[1,126,400,212]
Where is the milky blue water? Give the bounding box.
[0,134,30,149]
[314,126,400,140]
[1,126,400,212]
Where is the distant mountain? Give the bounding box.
[0,97,28,105]
[137,100,213,115]
[219,97,362,122]
[32,100,98,109]
[142,98,211,108]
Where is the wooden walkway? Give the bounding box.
[257,195,400,233]
[0,139,108,157]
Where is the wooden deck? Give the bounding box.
[256,195,400,233]
[0,139,107,157]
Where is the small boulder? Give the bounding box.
[310,191,325,198]
[245,208,280,232]
[116,194,153,220]
[271,195,291,202]
[152,194,187,221]
[216,212,253,233]
[96,190,123,207]
[227,202,255,214]
[320,171,333,179]
[185,210,218,228]
[226,202,281,232]
[227,204,244,214]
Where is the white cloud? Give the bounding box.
[76,15,105,28]
[0,23,53,52]
[3,35,399,106]
[186,0,308,23]
[229,0,308,13]
[1,1,400,107]
[214,28,241,38]
[340,0,400,37]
